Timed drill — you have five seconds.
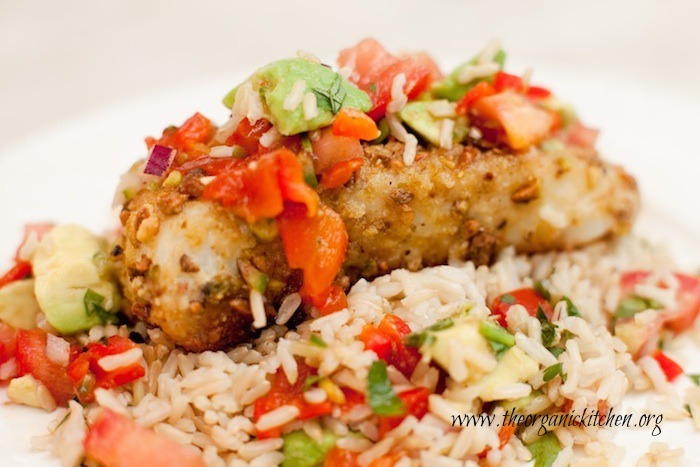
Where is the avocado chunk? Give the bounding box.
[33,225,120,334]
[421,316,494,384]
[497,389,544,414]
[0,279,39,329]
[224,58,372,136]
[432,49,506,101]
[282,429,336,467]
[478,346,539,402]
[398,101,468,146]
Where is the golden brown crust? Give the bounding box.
[116,140,639,350]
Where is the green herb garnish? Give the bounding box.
[500,293,515,304]
[526,432,562,467]
[614,295,663,320]
[313,74,347,114]
[303,375,322,391]
[282,429,336,467]
[367,361,405,416]
[562,296,582,318]
[537,306,557,347]
[689,374,700,385]
[548,347,565,358]
[534,280,551,302]
[83,289,119,325]
[479,321,515,357]
[543,363,566,382]
[406,318,453,348]
[309,335,328,348]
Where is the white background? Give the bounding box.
[1,0,699,235]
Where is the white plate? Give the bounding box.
[0,68,699,466]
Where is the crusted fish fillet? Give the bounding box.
[116,140,638,350]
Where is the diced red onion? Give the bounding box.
[46,333,70,367]
[144,145,175,176]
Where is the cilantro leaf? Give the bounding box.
[689,374,700,385]
[367,361,405,416]
[537,306,557,347]
[534,280,551,302]
[614,295,663,320]
[312,74,347,115]
[548,347,565,358]
[562,296,582,318]
[543,363,566,382]
[527,432,562,467]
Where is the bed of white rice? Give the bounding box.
[35,236,696,466]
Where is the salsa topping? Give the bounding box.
[137,39,601,308]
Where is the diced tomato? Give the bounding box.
[203,148,319,223]
[652,349,683,382]
[402,52,443,82]
[378,387,429,438]
[174,113,213,152]
[332,108,380,140]
[84,408,204,467]
[490,288,553,328]
[339,387,365,413]
[455,81,496,115]
[15,329,74,405]
[493,71,552,101]
[324,447,359,467]
[338,38,433,120]
[369,453,403,467]
[565,120,599,150]
[320,158,364,189]
[471,91,555,151]
[225,118,272,155]
[493,72,524,93]
[478,424,517,458]
[67,336,145,404]
[620,271,700,333]
[526,86,552,100]
[359,315,420,379]
[311,128,364,174]
[146,113,213,155]
[0,323,16,367]
[254,360,332,439]
[277,203,348,297]
[175,155,235,176]
[0,260,32,290]
[306,284,348,316]
[498,423,517,448]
